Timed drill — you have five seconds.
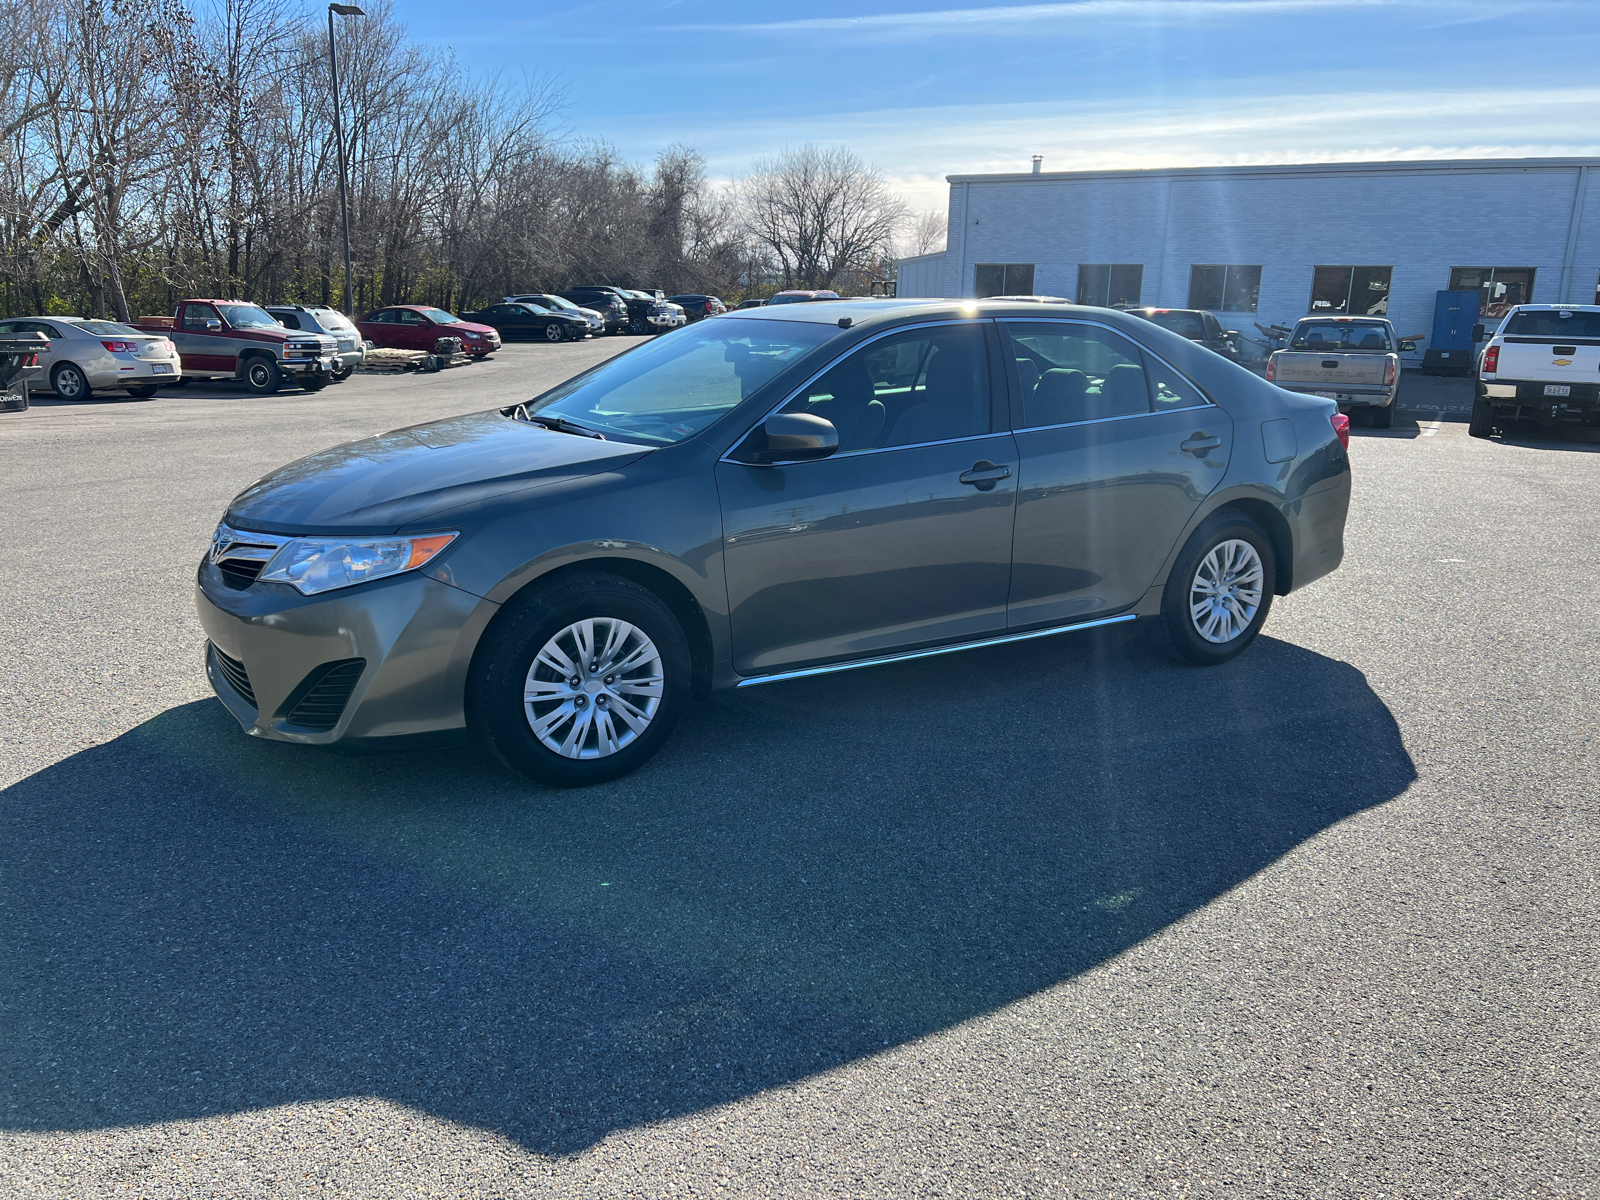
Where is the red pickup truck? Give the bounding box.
[135,300,340,395]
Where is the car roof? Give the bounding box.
[1506,303,1600,311]
[1294,314,1391,323]
[726,297,1211,328]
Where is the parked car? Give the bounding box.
[668,294,726,322]
[356,305,501,358]
[1471,303,1600,438]
[264,305,365,381]
[132,300,337,395]
[1264,316,1411,428]
[505,294,604,336]
[461,302,589,343]
[196,299,1350,787]
[0,316,181,400]
[766,290,842,305]
[1127,308,1244,362]
[556,287,631,335]
[610,289,686,334]
[988,295,1072,304]
[731,299,766,311]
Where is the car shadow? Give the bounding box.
[1488,422,1600,451]
[1,630,1414,1154]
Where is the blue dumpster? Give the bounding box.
[1422,289,1481,376]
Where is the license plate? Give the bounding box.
[1315,390,1338,399]
[151,364,172,374]
[1544,384,1571,396]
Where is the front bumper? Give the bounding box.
[280,355,338,378]
[648,313,687,329]
[196,556,495,745]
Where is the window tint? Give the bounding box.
[1005,322,1151,426]
[1143,311,1206,339]
[1290,322,1392,350]
[1502,309,1600,338]
[1147,361,1210,411]
[397,310,428,325]
[778,324,990,452]
[182,304,220,329]
[274,312,302,329]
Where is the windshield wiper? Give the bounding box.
[511,405,605,439]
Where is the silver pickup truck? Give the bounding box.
[1265,316,1414,428]
[1472,304,1600,438]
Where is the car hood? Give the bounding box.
[225,410,652,533]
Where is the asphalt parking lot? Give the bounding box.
[2,351,1596,1198]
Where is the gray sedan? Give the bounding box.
[0,316,181,399]
[196,300,1351,786]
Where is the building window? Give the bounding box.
[974,263,1035,298]
[1188,265,1262,312]
[1450,267,1536,319]
[1310,266,1392,315]
[1076,263,1143,308]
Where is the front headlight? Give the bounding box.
[258,532,457,595]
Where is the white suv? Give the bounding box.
[1472,304,1600,438]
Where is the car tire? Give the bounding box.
[470,572,690,787]
[242,357,283,396]
[1468,394,1495,439]
[1371,401,1395,429]
[125,385,159,399]
[1155,512,1276,667]
[629,315,648,335]
[331,366,353,382]
[544,323,564,343]
[301,376,329,392]
[51,362,90,400]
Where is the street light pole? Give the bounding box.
[327,4,364,316]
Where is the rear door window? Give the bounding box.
[1004,322,1152,427]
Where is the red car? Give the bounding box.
[356,305,501,357]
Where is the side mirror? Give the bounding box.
[1398,340,1416,353]
[1223,330,1239,340]
[1472,324,1485,342]
[204,318,222,332]
[750,412,838,464]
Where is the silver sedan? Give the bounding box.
[0,316,181,399]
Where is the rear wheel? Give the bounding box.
[51,362,89,400]
[544,322,565,343]
[242,357,282,395]
[1468,394,1495,439]
[470,573,690,787]
[125,385,159,399]
[1371,400,1395,429]
[1156,513,1276,667]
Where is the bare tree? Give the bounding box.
[905,209,946,256]
[739,144,907,291]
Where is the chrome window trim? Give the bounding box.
[736,613,1137,688]
[719,317,998,467]
[1001,315,1219,430]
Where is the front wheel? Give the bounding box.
[331,366,354,382]
[242,357,282,395]
[301,375,329,392]
[544,322,565,343]
[629,315,648,335]
[51,362,90,400]
[1156,513,1276,666]
[1468,394,1495,439]
[469,573,690,787]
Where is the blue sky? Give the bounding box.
[402,0,1600,217]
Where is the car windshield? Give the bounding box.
[311,309,356,332]
[74,320,144,336]
[1142,311,1206,338]
[1290,322,1392,351]
[1503,309,1600,338]
[217,303,283,330]
[416,307,461,325]
[520,318,840,445]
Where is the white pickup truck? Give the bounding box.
[1264,316,1412,429]
[1471,304,1600,438]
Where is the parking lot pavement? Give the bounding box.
[2,352,1597,1198]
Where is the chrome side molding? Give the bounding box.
[734,613,1138,688]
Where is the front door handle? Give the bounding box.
[1181,433,1223,457]
[958,460,1012,490]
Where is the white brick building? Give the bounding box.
[899,157,1600,363]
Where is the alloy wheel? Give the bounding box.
[53,365,87,399]
[1188,538,1264,644]
[523,617,663,759]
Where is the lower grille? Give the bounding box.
[279,659,366,731]
[209,642,256,707]
[218,558,266,587]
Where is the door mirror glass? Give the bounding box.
[753,412,838,463]
[1472,323,1486,342]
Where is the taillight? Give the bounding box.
[1483,345,1500,373]
[1384,357,1396,386]
[1264,354,1277,381]
[102,340,139,352]
[1330,412,1350,449]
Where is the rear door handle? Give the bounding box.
[1181,434,1222,456]
[958,461,1012,490]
